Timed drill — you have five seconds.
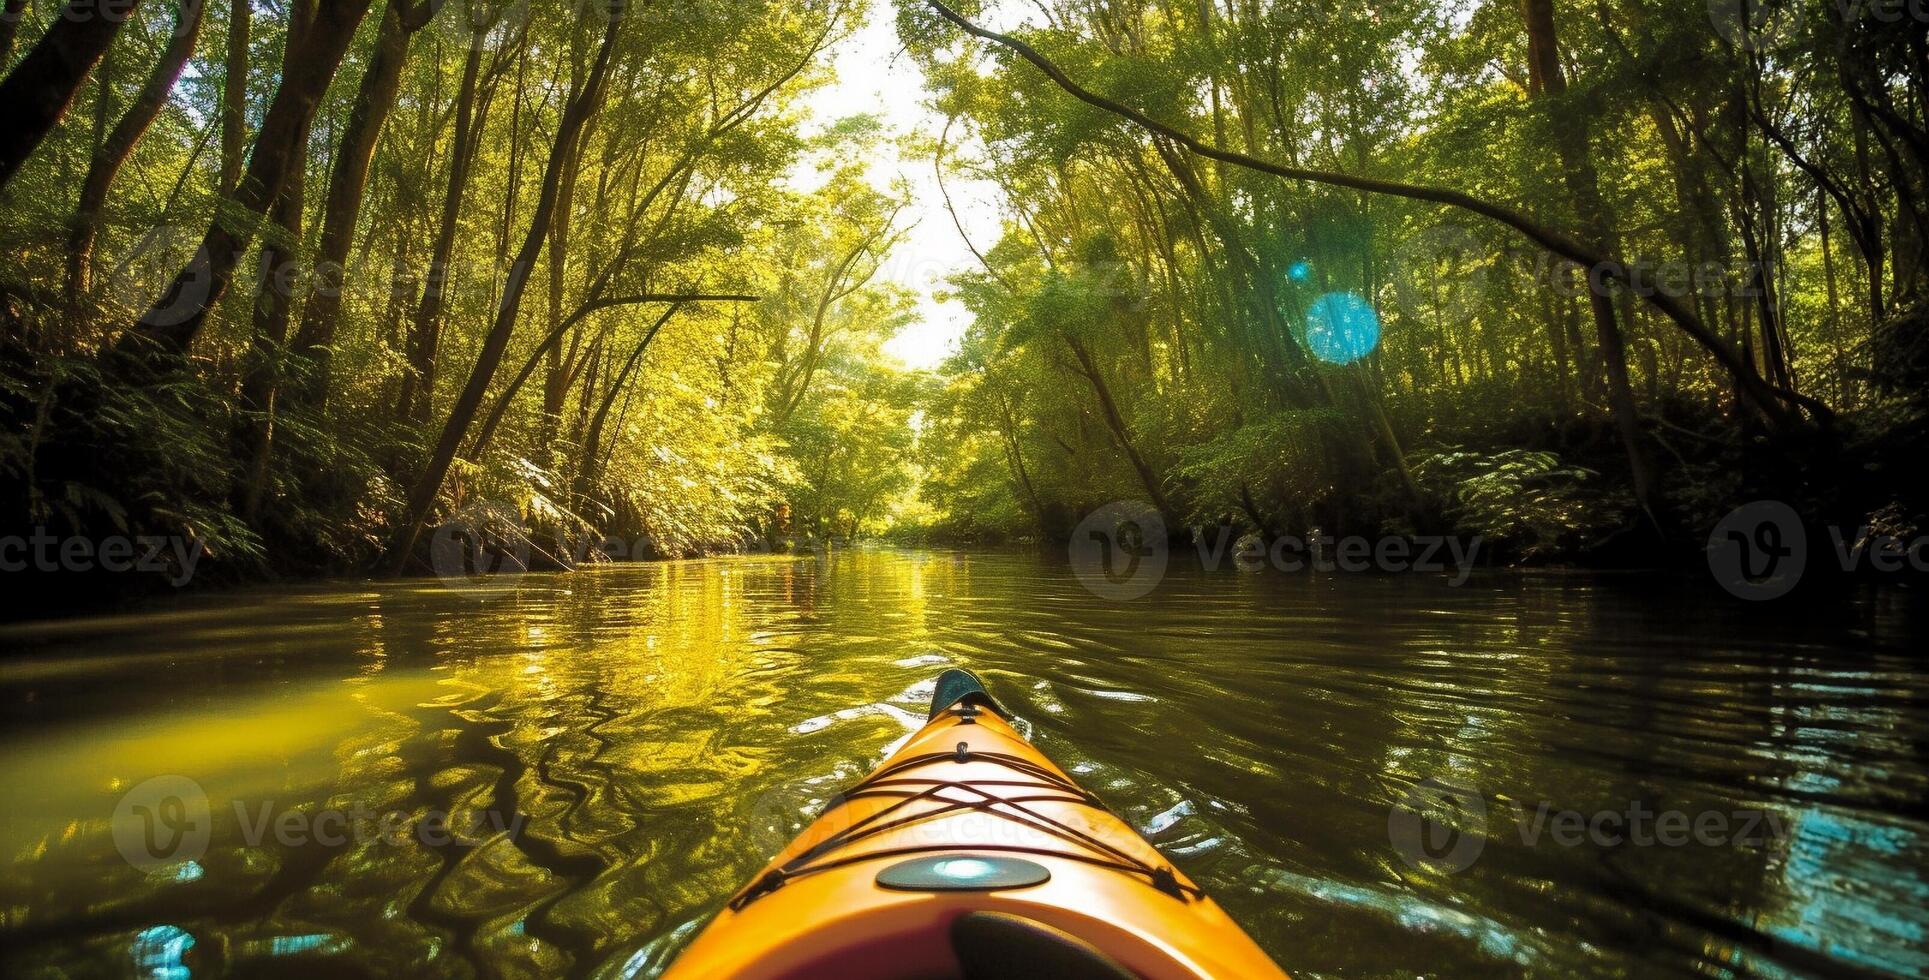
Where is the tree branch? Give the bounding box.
[923,0,1827,427]
[466,292,760,459]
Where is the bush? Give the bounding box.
[1411,447,1633,560]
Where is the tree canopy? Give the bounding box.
[0,0,1921,589]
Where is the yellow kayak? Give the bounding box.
[663,669,1288,978]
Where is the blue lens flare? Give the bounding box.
[1287,260,1312,283]
[1304,292,1381,364]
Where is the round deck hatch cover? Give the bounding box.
[875,855,1051,891]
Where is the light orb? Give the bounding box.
[1304,291,1381,364]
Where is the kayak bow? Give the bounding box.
[663,669,1288,979]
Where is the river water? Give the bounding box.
[0,549,1924,978]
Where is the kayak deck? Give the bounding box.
[663,670,1287,979]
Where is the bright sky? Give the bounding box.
[793,4,1006,370]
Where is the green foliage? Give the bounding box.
[1172,410,1352,530]
[900,0,1923,555]
[1412,448,1631,560]
[0,0,1922,590]
[0,0,935,588]
[1,354,264,569]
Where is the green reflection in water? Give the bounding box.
[0,550,1923,978]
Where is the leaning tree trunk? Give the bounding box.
[0,0,146,189]
[572,304,681,506]
[389,4,624,573]
[234,144,305,520]
[1064,332,1180,527]
[233,0,314,521]
[466,293,759,460]
[67,0,207,313]
[396,31,485,424]
[286,0,441,410]
[113,0,372,363]
[1522,0,1659,524]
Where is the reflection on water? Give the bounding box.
[0,550,1924,977]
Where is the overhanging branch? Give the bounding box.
[924,0,1827,427]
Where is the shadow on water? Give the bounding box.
[0,549,1924,977]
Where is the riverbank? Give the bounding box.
[6,524,1919,632]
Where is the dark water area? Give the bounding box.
[0,549,1924,978]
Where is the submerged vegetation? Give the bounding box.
[0,0,1924,596]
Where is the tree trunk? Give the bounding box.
[1817,186,1849,405]
[995,390,1046,526]
[389,6,623,572]
[1064,332,1179,526]
[466,293,758,461]
[570,333,605,453]
[112,0,372,362]
[234,0,314,521]
[287,0,439,409]
[219,0,248,194]
[396,31,484,425]
[574,305,680,506]
[1844,90,1886,322]
[1354,362,1420,504]
[537,123,583,455]
[67,0,207,312]
[0,0,145,189]
[90,35,112,165]
[926,0,1826,430]
[1522,0,1658,523]
[234,149,305,520]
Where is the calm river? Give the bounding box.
[1,550,1924,977]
